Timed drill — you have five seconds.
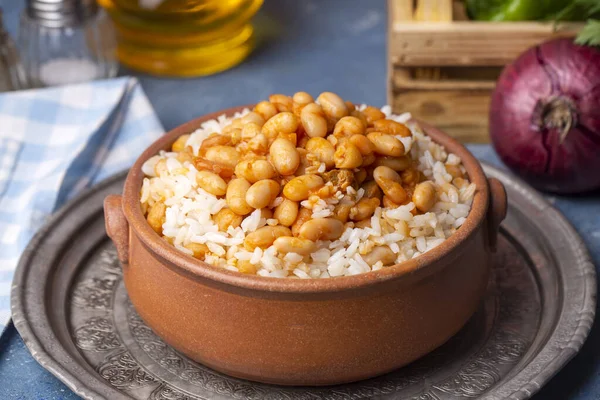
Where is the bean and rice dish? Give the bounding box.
[140,92,476,279]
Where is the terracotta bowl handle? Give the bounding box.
[487,178,507,251]
[104,194,129,265]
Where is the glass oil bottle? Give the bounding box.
[97,0,263,77]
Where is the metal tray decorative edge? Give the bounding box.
[10,164,596,400]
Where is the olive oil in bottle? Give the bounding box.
[97,0,263,77]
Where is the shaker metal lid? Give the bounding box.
[26,0,98,27]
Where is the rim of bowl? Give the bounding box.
[122,105,489,293]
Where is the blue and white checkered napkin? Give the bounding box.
[0,77,165,334]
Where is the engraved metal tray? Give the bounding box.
[11,164,596,400]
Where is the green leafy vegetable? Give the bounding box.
[575,19,600,46]
[466,0,572,21]
[553,0,600,47]
[553,0,600,22]
[466,0,600,47]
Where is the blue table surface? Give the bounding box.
[0,0,599,399]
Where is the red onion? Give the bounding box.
[490,38,600,194]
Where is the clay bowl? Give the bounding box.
[104,105,507,386]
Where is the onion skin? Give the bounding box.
[490,38,600,194]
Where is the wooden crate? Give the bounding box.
[387,0,583,143]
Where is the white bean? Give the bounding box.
[270,138,300,175]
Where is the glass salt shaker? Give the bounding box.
[0,8,28,92]
[20,0,118,88]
